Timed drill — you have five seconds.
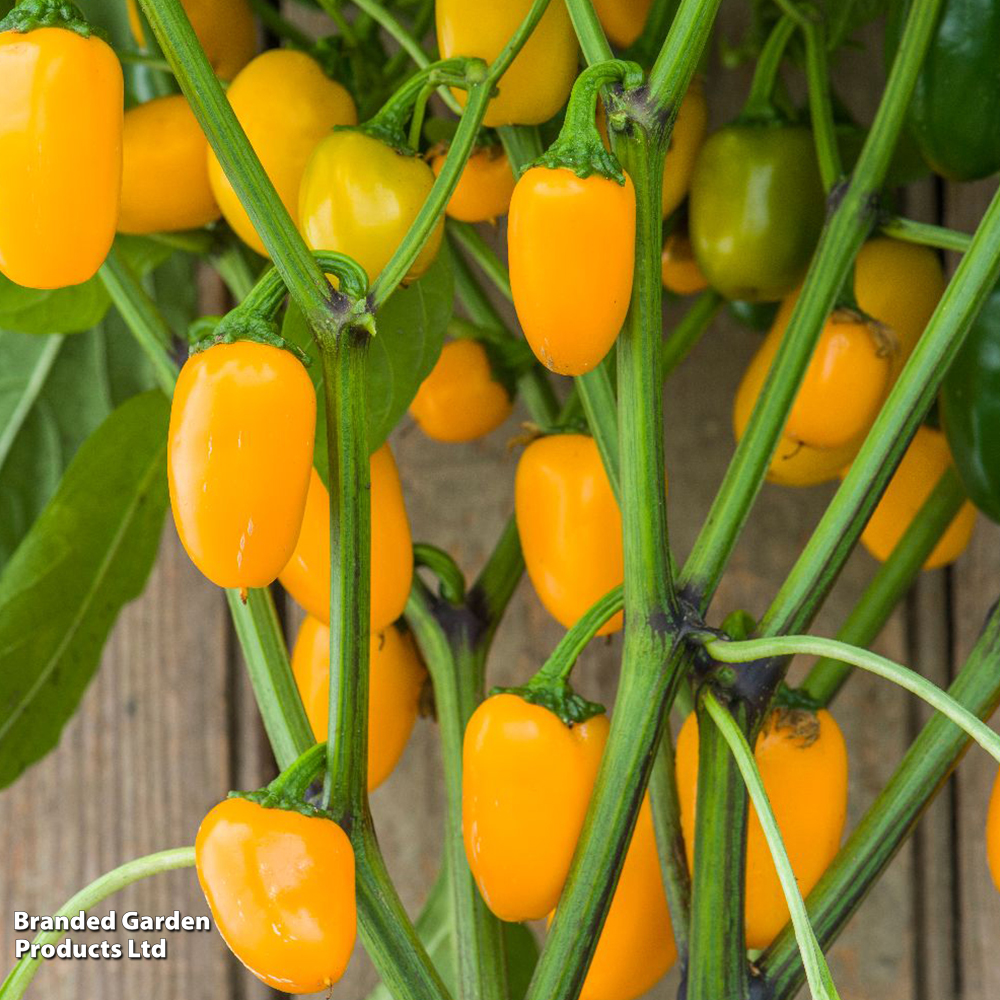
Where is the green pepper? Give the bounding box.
[688,124,826,302]
[888,0,1000,182]
[942,283,1000,522]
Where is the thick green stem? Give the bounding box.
[647,724,691,959]
[801,468,968,705]
[564,0,614,63]
[680,0,949,608]
[137,0,338,341]
[98,247,177,395]
[703,693,841,1000]
[761,182,1000,640]
[226,588,314,769]
[0,848,196,1000]
[686,696,751,1000]
[320,333,372,821]
[407,583,508,1000]
[758,605,1000,999]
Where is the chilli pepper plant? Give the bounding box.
[3,1,1000,999]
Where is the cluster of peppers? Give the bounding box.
[3,0,1000,993]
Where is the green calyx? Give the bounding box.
[189,309,311,365]
[531,59,644,184]
[231,741,330,817]
[772,681,823,713]
[494,679,606,727]
[0,0,105,39]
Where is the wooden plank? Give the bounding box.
[0,525,234,1000]
[946,176,1000,1000]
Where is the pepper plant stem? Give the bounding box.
[407,581,509,1000]
[320,332,372,820]
[801,468,968,705]
[98,247,178,395]
[880,215,973,253]
[679,0,948,610]
[137,0,339,341]
[0,848,196,1000]
[757,604,1000,999]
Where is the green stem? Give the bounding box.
[741,14,797,121]
[469,516,524,646]
[801,468,968,705]
[761,181,1000,639]
[564,0,614,64]
[406,581,508,1000]
[775,0,842,188]
[0,848,196,1000]
[576,363,621,500]
[138,0,339,341]
[226,588,314,769]
[703,692,841,1000]
[116,50,174,74]
[647,723,691,960]
[758,605,1000,999]
[535,585,624,683]
[647,0,724,102]
[414,542,467,605]
[498,126,544,172]
[98,248,177,395]
[349,0,464,113]
[660,290,723,380]
[680,0,950,609]
[707,635,1000,764]
[320,331,372,821]
[880,215,973,253]
[686,694,750,999]
[447,222,512,300]
[313,0,357,44]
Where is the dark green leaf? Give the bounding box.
[283,250,453,477]
[0,391,170,789]
[0,235,174,336]
[0,318,161,568]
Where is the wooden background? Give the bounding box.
[2,4,1000,998]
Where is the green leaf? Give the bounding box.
[365,863,539,1000]
[0,235,174,336]
[0,317,159,568]
[0,391,170,790]
[283,250,453,476]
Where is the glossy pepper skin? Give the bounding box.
[516,434,628,634]
[986,767,1000,892]
[168,341,316,590]
[299,130,442,286]
[890,0,1000,181]
[127,0,256,80]
[195,798,355,993]
[733,297,891,478]
[291,617,425,790]
[436,0,577,127]
[661,231,709,295]
[279,445,414,630]
[689,125,825,301]
[591,0,653,48]
[462,693,609,921]
[509,167,636,376]
[208,49,357,258]
[119,95,220,234]
[676,706,848,950]
[572,797,677,1000]
[431,144,516,223]
[942,284,1000,523]
[856,426,976,569]
[854,237,946,379]
[0,26,122,289]
[409,339,514,442]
